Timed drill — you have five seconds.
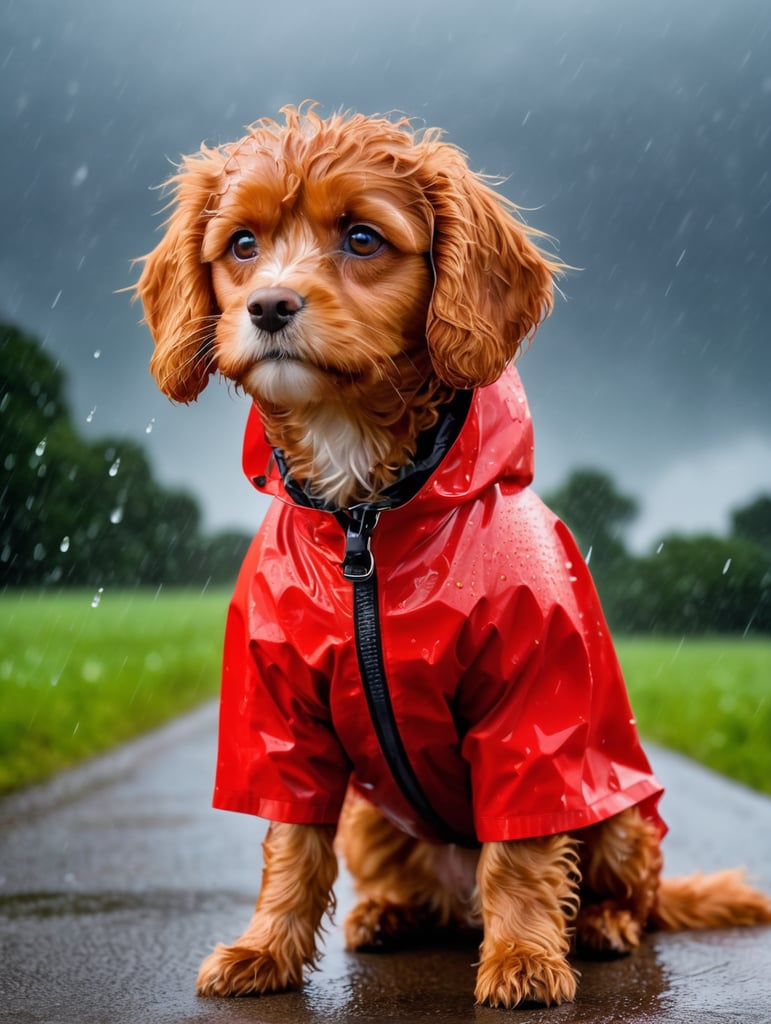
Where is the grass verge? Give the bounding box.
[0,587,228,795]
[618,636,771,796]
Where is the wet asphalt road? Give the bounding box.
[1,702,770,1024]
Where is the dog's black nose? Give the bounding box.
[247,287,304,333]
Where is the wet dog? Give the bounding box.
[136,105,771,1007]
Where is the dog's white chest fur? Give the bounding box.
[299,404,392,507]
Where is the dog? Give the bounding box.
[135,104,771,1008]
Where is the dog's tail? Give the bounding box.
[649,868,771,931]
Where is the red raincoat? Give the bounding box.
[213,366,665,844]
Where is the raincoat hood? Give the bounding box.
[214,365,665,845]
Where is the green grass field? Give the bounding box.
[1,589,769,796]
[0,587,227,794]
[619,636,771,795]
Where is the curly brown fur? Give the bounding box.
[196,822,337,996]
[474,833,581,1007]
[137,104,770,1009]
[135,102,558,508]
[339,801,771,1007]
[651,869,771,931]
[339,794,479,950]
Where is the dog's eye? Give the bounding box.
[343,225,384,258]
[231,230,258,262]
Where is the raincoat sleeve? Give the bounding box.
[461,494,665,843]
[212,515,353,824]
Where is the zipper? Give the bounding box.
[337,508,460,843]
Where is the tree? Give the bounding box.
[543,468,638,555]
[615,533,769,634]
[728,494,771,632]
[1,322,251,586]
[542,470,771,634]
[1,322,83,582]
[542,468,638,619]
[732,496,771,558]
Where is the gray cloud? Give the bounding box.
[2,0,770,546]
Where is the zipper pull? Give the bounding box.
[340,508,380,582]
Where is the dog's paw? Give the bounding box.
[576,904,642,956]
[344,897,431,951]
[474,946,577,1008]
[196,942,301,996]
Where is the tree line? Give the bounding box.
[1,323,252,588]
[2,322,769,632]
[543,470,771,634]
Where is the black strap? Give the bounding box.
[352,569,462,844]
[336,507,463,844]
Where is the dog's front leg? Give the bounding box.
[474,834,580,1008]
[197,822,338,996]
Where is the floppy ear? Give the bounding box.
[423,146,560,389]
[135,148,225,402]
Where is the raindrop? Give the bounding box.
[145,418,155,434]
[81,659,103,682]
[86,407,96,424]
[656,542,665,555]
[91,587,104,608]
[93,349,101,359]
[722,558,732,575]
[51,290,62,310]
[59,536,70,553]
[35,438,47,456]
[144,651,163,672]
[110,506,123,525]
[585,546,593,565]
[108,457,120,477]
[71,164,88,188]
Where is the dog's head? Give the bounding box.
[136,104,559,408]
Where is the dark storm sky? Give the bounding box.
[2,0,770,549]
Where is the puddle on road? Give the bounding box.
[0,889,247,919]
